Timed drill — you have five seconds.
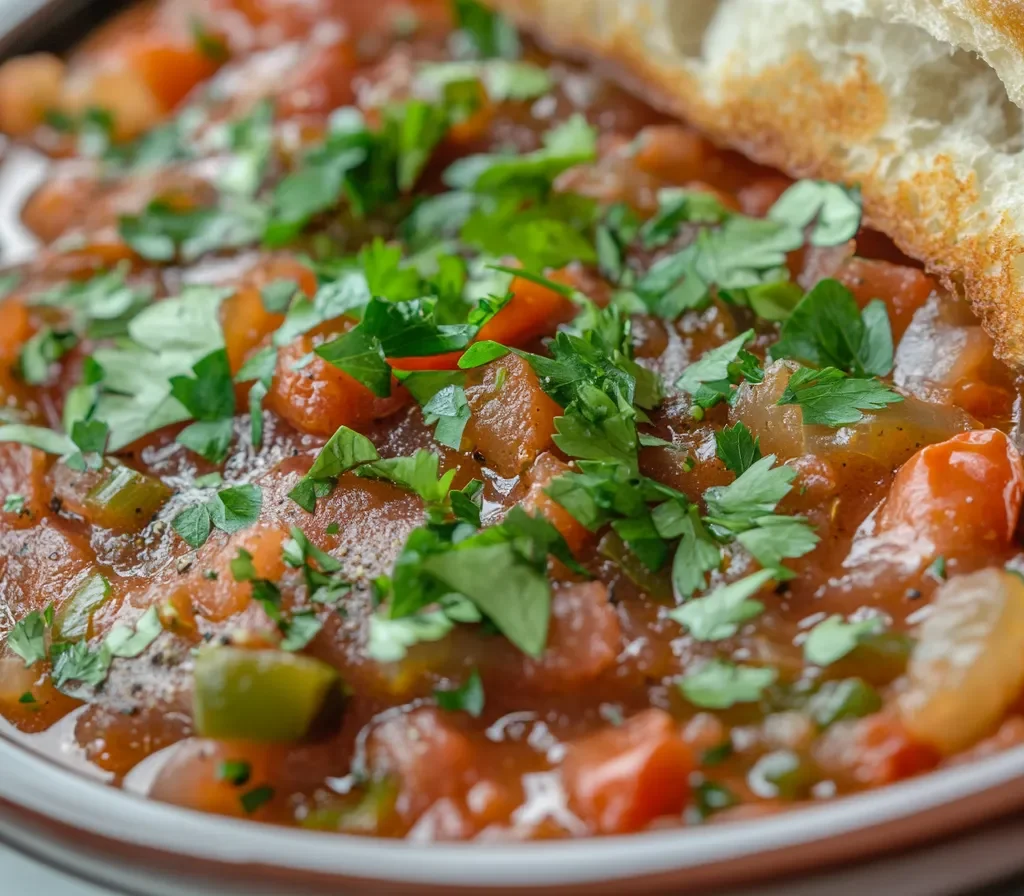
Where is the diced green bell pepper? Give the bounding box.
[54,573,111,641]
[84,462,172,531]
[193,647,342,742]
[807,677,881,729]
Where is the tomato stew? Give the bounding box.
[1,0,1024,841]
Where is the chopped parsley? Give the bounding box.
[668,568,775,641]
[172,483,263,549]
[803,615,886,667]
[434,668,485,717]
[217,760,252,787]
[678,659,778,709]
[777,366,903,427]
[3,493,26,514]
[772,278,894,377]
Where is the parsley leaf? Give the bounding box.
[434,668,485,717]
[767,180,862,247]
[355,450,457,507]
[209,484,263,534]
[678,659,778,709]
[6,610,48,666]
[280,611,323,652]
[172,483,262,548]
[803,615,886,667]
[772,279,894,377]
[3,493,26,514]
[172,503,213,549]
[366,607,463,663]
[452,0,521,58]
[289,425,380,512]
[676,330,762,412]
[119,199,265,262]
[445,114,596,196]
[715,421,762,476]
[777,366,903,427]
[104,606,162,658]
[669,568,775,641]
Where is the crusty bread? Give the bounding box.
[485,0,1024,365]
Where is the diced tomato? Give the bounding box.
[389,351,464,372]
[843,713,939,786]
[173,523,289,621]
[222,287,286,376]
[267,325,409,437]
[737,176,791,217]
[952,380,1014,422]
[631,125,711,184]
[520,453,589,554]
[464,353,561,477]
[120,38,220,111]
[522,581,621,690]
[476,272,576,348]
[0,300,33,362]
[0,53,65,137]
[877,429,1024,555]
[0,658,80,733]
[0,444,52,530]
[835,258,936,341]
[75,699,193,776]
[275,39,358,119]
[149,738,285,818]
[562,709,693,834]
[367,707,477,821]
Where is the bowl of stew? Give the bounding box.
[2,0,1024,893]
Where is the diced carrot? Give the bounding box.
[836,257,936,341]
[0,445,48,530]
[148,738,285,818]
[520,453,589,553]
[878,429,1024,555]
[267,325,409,437]
[522,581,621,690]
[464,354,561,477]
[120,39,220,111]
[562,709,693,834]
[476,271,576,348]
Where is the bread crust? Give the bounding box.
[487,0,1024,365]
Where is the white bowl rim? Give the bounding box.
[2,734,1024,888]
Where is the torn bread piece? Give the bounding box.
[484,0,1024,364]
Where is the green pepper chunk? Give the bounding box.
[747,749,814,800]
[84,462,173,531]
[193,647,342,742]
[807,677,881,729]
[301,778,398,833]
[54,573,111,641]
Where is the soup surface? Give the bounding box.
[2,0,1024,840]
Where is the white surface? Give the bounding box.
[0,843,113,895]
